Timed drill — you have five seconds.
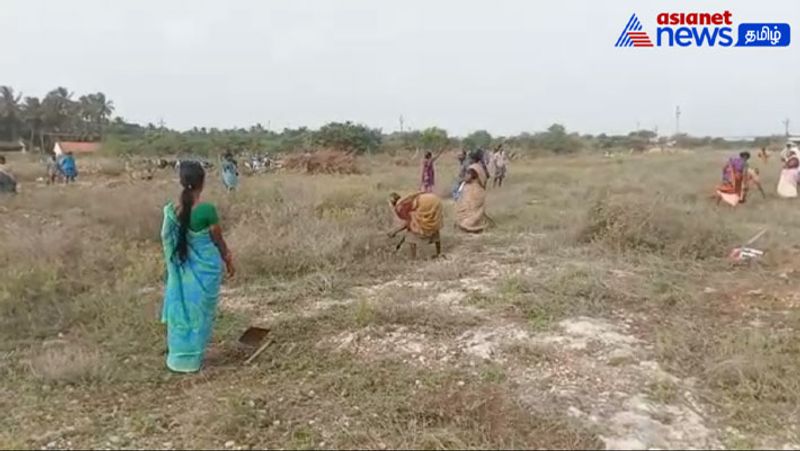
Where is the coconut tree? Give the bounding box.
[92,92,114,124]
[78,93,115,138]
[77,95,91,138]
[42,87,76,150]
[89,92,114,137]
[0,86,23,142]
[22,97,44,152]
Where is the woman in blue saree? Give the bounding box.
[161,161,235,373]
[59,152,78,183]
[221,151,239,192]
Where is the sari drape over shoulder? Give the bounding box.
[394,192,443,243]
[221,160,239,191]
[161,204,223,373]
[455,163,489,232]
[778,149,800,198]
[716,157,747,206]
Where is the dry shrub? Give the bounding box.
[29,341,106,384]
[370,298,483,335]
[78,158,126,177]
[283,150,360,174]
[655,318,800,431]
[98,160,126,178]
[179,351,600,449]
[9,183,165,242]
[411,384,601,449]
[229,209,348,276]
[392,157,412,167]
[0,183,165,344]
[228,205,387,277]
[578,195,733,259]
[82,183,167,242]
[0,225,155,342]
[419,258,472,281]
[4,157,44,182]
[225,182,392,278]
[510,267,630,322]
[704,328,800,409]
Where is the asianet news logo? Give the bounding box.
[615,11,791,48]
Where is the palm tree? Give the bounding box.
[43,87,74,129]
[78,93,115,139]
[0,86,23,142]
[92,92,115,124]
[22,97,44,152]
[90,93,114,138]
[42,87,75,150]
[78,95,93,138]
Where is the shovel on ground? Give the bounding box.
[238,326,272,365]
[729,228,768,262]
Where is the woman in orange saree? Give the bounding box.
[388,191,444,259]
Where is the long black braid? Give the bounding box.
[176,161,205,263]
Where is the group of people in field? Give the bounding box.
[0,151,78,195]
[714,142,800,207]
[45,152,79,185]
[389,145,510,258]
[159,145,509,373]
[7,139,797,374]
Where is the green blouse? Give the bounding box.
[170,202,219,232]
[189,202,219,231]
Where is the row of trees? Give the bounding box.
[2,85,777,157]
[104,120,596,157]
[0,86,114,150]
[105,120,770,158]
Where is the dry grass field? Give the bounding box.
[1,150,799,449]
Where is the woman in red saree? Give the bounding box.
[420,149,445,193]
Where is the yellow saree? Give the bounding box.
[455,163,489,233]
[394,192,443,243]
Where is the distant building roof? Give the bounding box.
[55,141,102,154]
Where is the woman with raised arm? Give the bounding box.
[161,161,235,373]
[420,148,445,193]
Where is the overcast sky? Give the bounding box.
[3,0,798,137]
